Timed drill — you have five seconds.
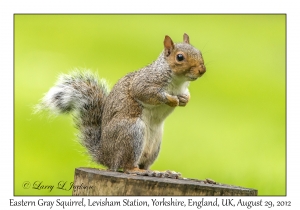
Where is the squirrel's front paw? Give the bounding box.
[177,94,190,106]
[165,94,179,107]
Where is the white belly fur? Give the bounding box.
[139,79,190,163]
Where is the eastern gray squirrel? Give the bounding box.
[37,33,206,177]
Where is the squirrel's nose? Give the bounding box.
[199,65,206,75]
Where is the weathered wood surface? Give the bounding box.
[72,167,257,196]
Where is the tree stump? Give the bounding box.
[72,167,257,196]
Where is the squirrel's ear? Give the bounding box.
[164,35,174,57]
[183,33,190,44]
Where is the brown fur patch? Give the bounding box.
[165,43,206,80]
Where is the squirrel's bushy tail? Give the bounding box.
[35,70,110,161]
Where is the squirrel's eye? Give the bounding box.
[176,54,184,61]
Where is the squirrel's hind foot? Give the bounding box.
[124,167,149,176]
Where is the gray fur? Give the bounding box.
[36,70,109,162]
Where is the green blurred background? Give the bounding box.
[14,14,285,195]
